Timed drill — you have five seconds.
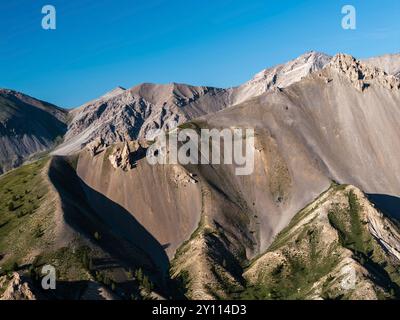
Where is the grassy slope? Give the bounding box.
[0,159,51,268]
[0,159,91,289]
[0,158,153,300]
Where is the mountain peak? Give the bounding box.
[230,51,332,105]
[250,51,332,84]
[101,86,126,99]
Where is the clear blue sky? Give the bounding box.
[0,0,399,108]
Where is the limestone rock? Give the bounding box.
[171,166,198,186]
[108,140,146,171]
[329,53,400,92]
[0,273,37,300]
[86,137,107,156]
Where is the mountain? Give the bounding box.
[54,52,333,156]
[2,52,400,300]
[54,83,230,155]
[0,89,67,174]
[2,51,399,170]
[186,53,400,248]
[229,51,332,105]
[0,157,167,300]
[363,53,400,78]
[164,54,400,298]
[243,184,400,300]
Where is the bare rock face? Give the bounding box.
[230,51,332,105]
[109,142,134,170]
[86,137,107,156]
[108,140,146,171]
[171,165,198,187]
[329,54,400,91]
[0,273,37,300]
[363,53,400,78]
[54,83,229,155]
[54,52,333,156]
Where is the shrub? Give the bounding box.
[8,201,15,211]
[33,226,44,238]
[94,232,101,241]
[12,262,19,271]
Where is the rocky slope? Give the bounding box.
[54,52,333,156]
[165,54,400,299]
[54,83,230,155]
[2,51,400,300]
[243,184,400,300]
[0,89,67,174]
[2,51,399,173]
[363,53,400,78]
[46,53,400,300]
[229,51,332,105]
[0,273,39,300]
[54,51,400,158]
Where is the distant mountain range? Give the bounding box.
[2,52,399,169]
[1,52,400,300]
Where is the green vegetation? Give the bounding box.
[328,190,373,256]
[94,231,101,241]
[241,226,341,300]
[0,158,51,270]
[241,186,400,300]
[328,190,400,299]
[29,246,92,282]
[135,268,154,296]
[263,185,336,254]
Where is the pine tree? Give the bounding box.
[135,268,143,282]
[8,201,15,211]
[94,231,101,241]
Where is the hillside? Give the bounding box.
[0,89,67,174]
[0,158,179,300]
[243,184,400,300]
[1,51,400,300]
[54,83,230,155]
[363,53,400,78]
[229,51,332,105]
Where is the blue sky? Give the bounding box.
[0,0,399,108]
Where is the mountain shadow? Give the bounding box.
[47,156,170,287]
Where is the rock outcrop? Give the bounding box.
[109,142,133,170]
[329,54,400,91]
[229,51,332,105]
[108,140,147,170]
[86,137,107,156]
[363,53,400,78]
[0,273,37,300]
[54,83,230,156]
